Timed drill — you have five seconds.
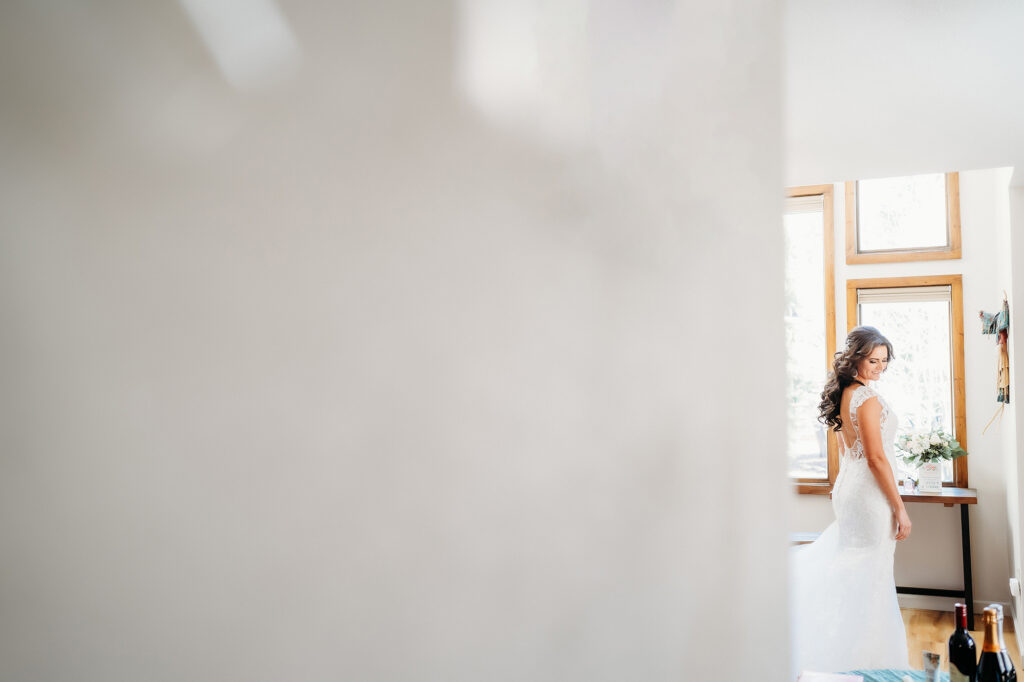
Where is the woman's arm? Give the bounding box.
[857,397,912,541]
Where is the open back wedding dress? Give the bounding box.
[790,383,910,674]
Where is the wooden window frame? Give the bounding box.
[845,274,968,488]
[787,184,838,495]
[845,172,962,264]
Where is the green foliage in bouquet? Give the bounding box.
[896,430,968,465]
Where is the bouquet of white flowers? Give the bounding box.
[896,430,968,465]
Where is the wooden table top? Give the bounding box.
[826,486,978,505]
[900,486,977,505]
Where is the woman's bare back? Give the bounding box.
[838,381,869,454]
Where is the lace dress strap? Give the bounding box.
[848,384,878,429]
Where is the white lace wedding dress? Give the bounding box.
[790,383,910,674]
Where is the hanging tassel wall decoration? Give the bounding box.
[980,293,1010,435]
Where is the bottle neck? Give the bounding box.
[983,619,1002,653]
[955,604,968,631]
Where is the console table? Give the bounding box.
[897,486,978,629]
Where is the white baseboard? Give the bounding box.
[897,592,1010,618]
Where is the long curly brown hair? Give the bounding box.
[818,326,895,432]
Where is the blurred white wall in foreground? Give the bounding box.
[0,1,787,680]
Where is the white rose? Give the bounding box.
[930,434,942,446]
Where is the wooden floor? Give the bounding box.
[902,608,1021,671]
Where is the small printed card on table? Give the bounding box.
[917,462,943,493]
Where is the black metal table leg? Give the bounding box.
[961,503,975,630]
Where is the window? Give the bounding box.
[846,275,967,488]
[785,185,837,494]
[845,172,961,264]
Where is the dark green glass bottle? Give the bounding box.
[977,607,1012,682]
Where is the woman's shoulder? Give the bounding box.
[842,381,874,395]
[847,383,881,408]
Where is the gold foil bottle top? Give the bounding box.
[982,607,1001,653]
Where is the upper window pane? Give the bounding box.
[784,197,827,479]
[857,173,948,252]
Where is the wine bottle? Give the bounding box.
[987,603,1017,682]
[977,607,1012,682]
[947,603,976,682]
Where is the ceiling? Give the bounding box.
[784,0,1024,186]
[3,2,1022,187]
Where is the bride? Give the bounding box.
[790,326,912,675]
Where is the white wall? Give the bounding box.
[1006,184,1024,643]
[0,2,790,681]
[790,167,1016,612]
